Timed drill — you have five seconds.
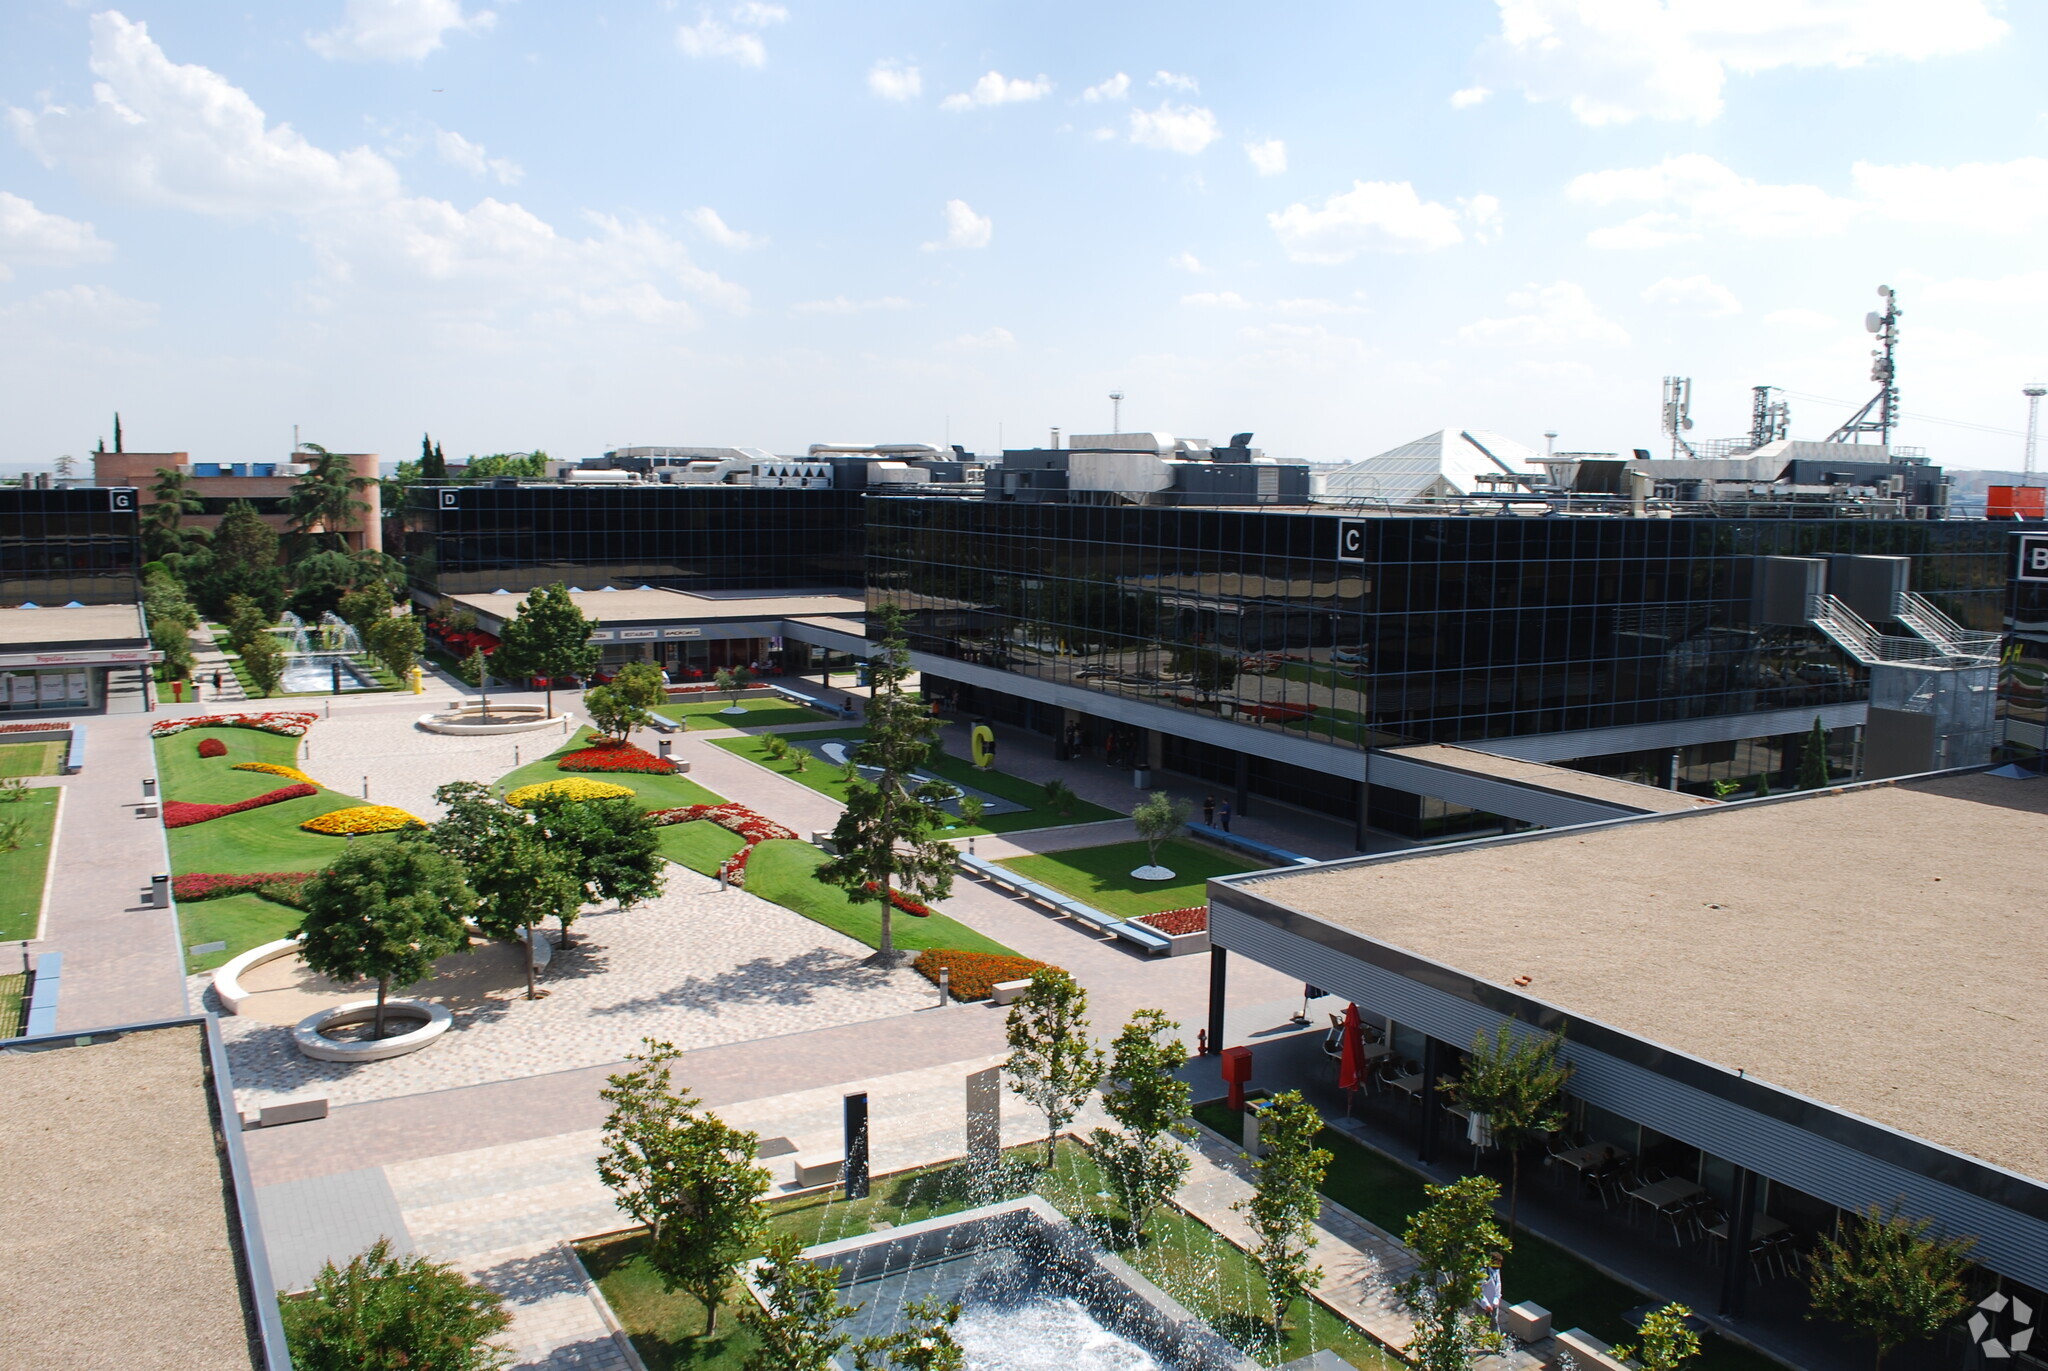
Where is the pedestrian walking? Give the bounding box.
[1203,794,1216,826]
[212,669,223,692]
[1479,1253,1505,1333]
[1218,799,1231,832]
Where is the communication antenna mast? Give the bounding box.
[2024,383,2047,486]
[1826,284,1901,447]
[1660,376,1695,459]
[1109,391,1124,435]
[1749,385,1790,449]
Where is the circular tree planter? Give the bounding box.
[718,704,749,715]
[293,999,452,1062]
[418,704,570,736]
[1131,865,1177,881]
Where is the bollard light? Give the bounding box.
[937,967,950,1008]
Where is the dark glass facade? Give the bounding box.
[404,485,865,597]
[0,487,142,606]
[870,502,2013,755]
[2001,528,2048,764]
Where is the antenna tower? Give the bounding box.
[1749,386,1790,449]
[1109,391,1124,435]
[1660,376,1695,459]
[2024,383,2046,486]
[1826,285,1901,447]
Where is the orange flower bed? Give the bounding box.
[1138,906,1206,936]
[912,948,1060,1002]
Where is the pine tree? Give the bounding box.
[1003,968,1105,1166]
[430,440,448,480]
[1799,717,1833,789]
[1237,1090,1332,1333]
[1089,1008,1194,1238]
[113,411,123,453]
[295,840,477,1039]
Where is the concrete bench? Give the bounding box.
[1185,821,1319,869]
[991,979,1032,1006]
[958,853,1172,954]
[22,950,61,1037]
[771,685,844,718]
[1552,1328,1631,1370]
[63,723,85,774]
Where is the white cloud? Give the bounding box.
[1090,127,1118,142]
[940,71,1051,111]
[0,192,113,280]
[1641,274,1741,317]
[1462,193,1503,244]
[688,206,761,250]
[308,0,495,62]
[1151,70,1199,93]
[1268,180,1487,262]
[1244,139,1286,176]
[434,129,521,185]
[1766,307,1841,330]
[941,326,1014,351]
[1450,85,1492,108]
[1128,102,1219,155]
[793,295,911,314]
[730,2,788,26]
[1081,73,1130,102]
[676,4,784,68]
[867,59,921,102]
[921,199,991,251]
[1457,281,1629,347]
[0,283,156,329]
[1853,157,2048,233]
[1182,291,1250,309]
[1184,291,1364,316]
[1570,154,1860,245]
[1483,0,2009,125]
[1167,251,1206,273]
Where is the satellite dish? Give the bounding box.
[1681,417,1694,430]
[1877,285,1893,299]
[1866,312,1884,333]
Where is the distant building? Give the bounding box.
[1319,428,1542,503]
[93,449,383,553]
[0,487,153,715]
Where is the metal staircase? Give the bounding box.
[1892,592,2002,664]
[1805,595,1954,668]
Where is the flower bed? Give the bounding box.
[1139,906,1207,936]
[645,802,797,887]
[150,711,318,739]
[507,777,637,807]
[558,739,677,775]
[912,948,1059,1002]
[173,871,315,908]
[197,737,227,759]
[300,805,426,835]
[233,761,321,787]
[864,882,932,917]
[162,784,318,829]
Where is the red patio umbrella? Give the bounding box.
[1338,1002,1364,1093]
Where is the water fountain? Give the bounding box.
[275,609,375,693]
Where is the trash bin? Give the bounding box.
[1132,768,1152,789]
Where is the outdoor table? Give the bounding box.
[1386,1072,1426,1098]
[1627,1177,1704,1214]
[1705,1213,1789,1244]
[1554,1145,1625,1174]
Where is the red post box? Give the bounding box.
[1220,1045,1253,1112]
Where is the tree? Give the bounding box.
[366,610,424,680]
[53,452,75,480]
[1089,1008,1193,1238]
[598,1040,768,1335]
[195,500,288,620]
[337,582,394,636]
[463,451,549,481]
[1401,1176,1510,1371]
[295,839,477,1040]
[285,444,375,557]
[1004,968,1105,1167]
[1807,1203,1976,1370]
[715,665,752,713]
[816,607,958,964]
[458,647,493,710]
[1611,1303,1703,1371]
[1130,792,1191,878]
[241,627,286,697]
[112,410,123,453]
[1439,1023,1572,1235]
[1799,716,1832,790]
[738,1234,860,1371]
[852,1298,965,1371]
[282,1237,511,1371]
[493,583,599,715]
[613,660,669,711]
[1236,1090,1332,1334]
[583,684,651,742]
[525,792,665,942]
[223,593,271,653]
[422,433,447,481]
[431,782,579,999]
[144,466,204,562]
[143,566,200,682]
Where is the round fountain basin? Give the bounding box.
[418,704,571,735]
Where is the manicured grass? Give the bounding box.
[711,729,1119,836]
[0,971,22,1036]
[0,791,60,942]
[0,741,64,778]
[180,892,302,973]
[154,726,309,802]
[654,696,832,731]
[1192,1101,1778,1371]
[583,1139,1399,1370]
[656,819,746,876]
[739,839,1014,957]
[1000,838,1258,918]
[155,726,401,875]
[492,728,727,811]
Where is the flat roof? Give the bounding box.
[0,1025,262,1370]
[0,602,147,648]
[1223,771,2048,1182]
[451,587,863,627]
[1385,744,1720,815]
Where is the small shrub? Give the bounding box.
[913,948,1058,1001]
[196,737,227,758]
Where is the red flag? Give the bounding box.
[1338,1002,1363,1092]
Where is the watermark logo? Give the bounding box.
[1968,1290,2034,1359]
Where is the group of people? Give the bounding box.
[1200,794,1232,831]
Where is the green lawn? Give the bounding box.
[493,728,727,811]
[655,819,747,875]
[739,840,1015,957]
[180,892,302,973]
[0,791,61,942]
[654,696,832,731]
[155,726,399,875]
[999,838,1257,918]
[710,729,1120,836]
[582,1138,1399,1370]
[0,971,21,1036]
[1192,1102,1778,1371]
[0,741,64,778]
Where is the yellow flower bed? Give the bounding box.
[234,761,322,788]
[506,778,637,807]
[300,805,426,835]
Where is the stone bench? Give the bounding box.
[957,854,1171,955]
[1551,1328,1631,1370]
[1185,821,1319,869]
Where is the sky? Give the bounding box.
[2,1,2046,470]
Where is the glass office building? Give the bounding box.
[871,501,2015,827]
[404,484,865,597]
[0,487,143,605]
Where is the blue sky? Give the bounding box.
[1,1,2044,469]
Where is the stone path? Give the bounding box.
[189,624,248,704]
[296,702,584,824]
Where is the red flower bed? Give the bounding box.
[645,802,797,888]
[162,783,317,829]
[1139,906,1207,936]
[173,871,315,908]
[864,882,932,917]
[197,737,227,758]
[558,739,677,775]
[912,948,1060,1001]
[150,711,318,739]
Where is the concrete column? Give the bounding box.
[1718,1166,1758,1316]
[1206,948,1227,1056]
[1418,1036,1445,1163]
[1354,778,1371,851]
[1233,751,1251,819]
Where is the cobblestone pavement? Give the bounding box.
[293,701,585,824]
[208,862,933,1112]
